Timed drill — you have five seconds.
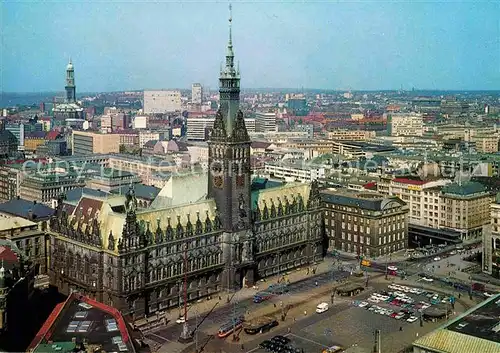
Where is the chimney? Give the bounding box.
[27,209,33,220]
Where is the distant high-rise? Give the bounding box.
[255,111,277,133]
[143,90,182,114]
[192,83,203,104]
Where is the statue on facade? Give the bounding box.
[241,239,252,262]
[125,184,137,213]
[238,194,247,219]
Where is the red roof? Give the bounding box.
[392,178,427,185]
[45,131,60,140]
[27,293,131,351]
[363,182,377,190]
[0,246,19,263]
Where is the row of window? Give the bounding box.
[123,259,222,291]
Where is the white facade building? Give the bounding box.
[138,131,160,148]
[264,161,325,182]
[143,90,182,113]
[387,113,424,137]
[133,116,148,129]
[187,116,256,141]
[191,83,203,104]
[255,111,277,133]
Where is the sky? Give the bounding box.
[1,0,499,92]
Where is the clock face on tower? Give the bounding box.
[213,176,224,189]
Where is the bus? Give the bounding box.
[217,316,245,338]
[243,316,278,335]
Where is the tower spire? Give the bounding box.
[225,4,234,67]
[229,4,232,44]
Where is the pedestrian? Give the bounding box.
[287,327,291,333]
[274,303,276,308]
[241,344,244,351]
[399,326,403,331]
[315,281,318,286]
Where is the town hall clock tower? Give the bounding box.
[208,5,254,289]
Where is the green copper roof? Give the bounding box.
[441,181,487,196]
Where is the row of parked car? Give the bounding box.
[353,300,419,323]
[259,335,301,353]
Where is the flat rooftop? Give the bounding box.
[446,295,500,343]
[413,294,500,353]
[28,293,135,353]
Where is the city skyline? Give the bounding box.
[2,1,499,93]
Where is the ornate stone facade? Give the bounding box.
[46,14,326,319]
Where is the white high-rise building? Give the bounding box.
[255,111,277,133]
[192,83,203,104]
[143,90,182,113]
[387,113,424,137]
[187,116,256,141]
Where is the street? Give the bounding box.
[146,268,352,352]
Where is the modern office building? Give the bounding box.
[387,113,423,137]
[322,190,408,257]
[412,294,500,353]
[138,130,160,148]
[186,116,217,140]
[0,128,18,158]
[192,83,203,104]
[72,130,121,155]
[187,116,255,140]
[287,96,308,116]
[4,123,24,150]
[255,111,277,133]
[387,177,451,226]
[143,90,182,113]
[327,130,376,141]
[46,14,325,320]
[264,160,326,182]
[439,181,494,240]
[387,178,493,241]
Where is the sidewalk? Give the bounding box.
[334,248,409,263]
[136,258,338,331]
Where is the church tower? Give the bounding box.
[65,59,76,103]
[208,5,254,289]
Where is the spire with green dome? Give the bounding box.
[65,58,76,103]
